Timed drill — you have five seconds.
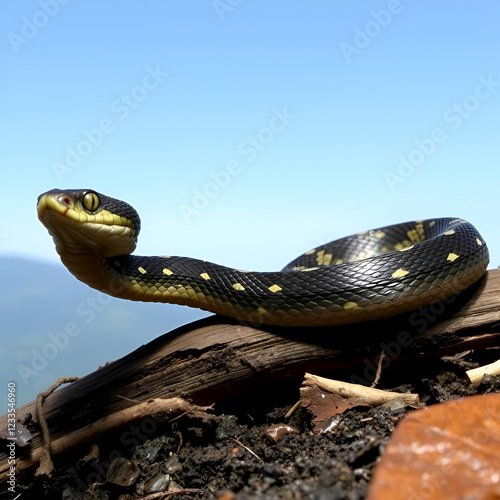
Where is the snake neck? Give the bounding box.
[56,247,120,297]
[57,249,241,307]
[59,250,300,324]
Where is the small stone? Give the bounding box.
[164,454,182,474]
[167,480,184,493]
[106,457,141,487]
[0,421,33,447]
[144,473,170,493]
[133,439,162,464]
[265,423,299,443]
[217,490,236,500]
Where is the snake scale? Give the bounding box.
[37,189,489,327]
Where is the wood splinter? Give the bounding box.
[300,373,421,423]
[466,359,500,386]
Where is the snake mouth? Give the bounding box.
[37,191,81,224]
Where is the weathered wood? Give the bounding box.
[2,269,500,482]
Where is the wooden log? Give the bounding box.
[1,269,500,482]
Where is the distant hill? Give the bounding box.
[0,257,209,406]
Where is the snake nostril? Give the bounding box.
[59,196,71,207]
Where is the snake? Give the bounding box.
[37,189,489,327]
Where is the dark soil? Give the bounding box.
[7,348,500,500]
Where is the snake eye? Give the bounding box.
[83,192,100,212]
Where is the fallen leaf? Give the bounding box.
[367,393,500,500]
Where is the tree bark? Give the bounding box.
[2,269,500,482]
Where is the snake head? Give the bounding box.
[37,189,140,258]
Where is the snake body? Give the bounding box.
[37,189,489,327]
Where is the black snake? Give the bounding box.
[37,189,489,327]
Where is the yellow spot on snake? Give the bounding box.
[444,229,455,236]
[374,230,385,239]
[257,307,267,315]
[138,266,147,274]
[114,260,121,267]
[343,301,357,310]
[268,284,282,293]
[334,258,343,265]
[407,222,425,244]
[394,240,412,250]
[162,268,173,276]
[305,249,316,255]
[429,220,436,227]
[232,283,245,291]
[316,250,333,266]
[476,238,483,246]
[392,268,409,278]
[447,252,459,262]
[200,273,211,280]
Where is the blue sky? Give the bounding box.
[2,1,500,272]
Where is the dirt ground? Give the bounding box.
[7,348,500,500]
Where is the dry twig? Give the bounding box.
[370,350,386,388]
[35,376,80,477]
[466,359,500,386]
[285,400,301,419]
[301,373,420,423]
[229,437,262,462]
[138,489,204,499]
[23,397,213,480]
